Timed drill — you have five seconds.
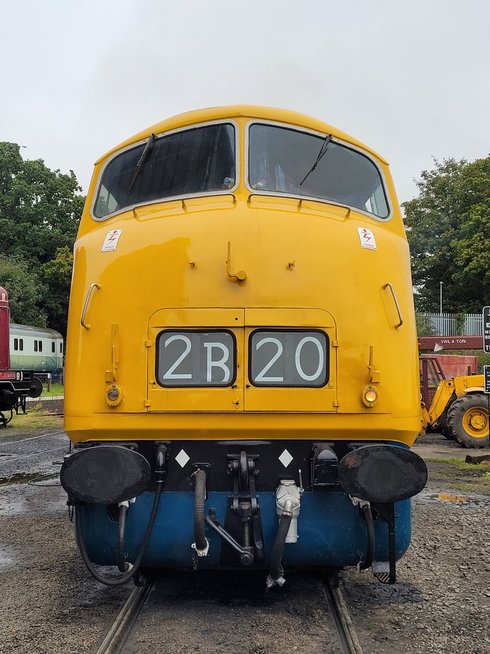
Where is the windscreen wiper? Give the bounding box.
[128,133,156,193]
[300,134,332,187]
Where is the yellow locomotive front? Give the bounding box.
[65,106,420,443]
[62,106,426,586]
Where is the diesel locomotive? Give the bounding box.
[61,106,427,587]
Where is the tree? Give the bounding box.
[403,156,490,313]
[0,255,47,326]
[41,246,73,337]
[0,143,84,334]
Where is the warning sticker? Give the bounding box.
[357,227,377,250]
[102,229,123,252]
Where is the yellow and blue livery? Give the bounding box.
[61,106,426,587]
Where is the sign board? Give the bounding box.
[484,306,490,353]
[484,366,490,394]
[418,336,483,351]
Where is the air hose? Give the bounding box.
[359,503,375,570]
[117,501,130,572]
[266,513,292,589]
[193,468,208,554]
[75,444,167,586]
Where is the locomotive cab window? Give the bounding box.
[248,123,389,219]
[93,123,237,218]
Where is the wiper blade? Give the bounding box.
[128,133,156,193]
[300,134,332,187]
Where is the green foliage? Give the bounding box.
[41,246,73,336]
[478,353,490,370]
[404,156,490,313]
[0,143,84,335]
[41,382,64,397]
[415,313,436,337]
[0,254,47,326]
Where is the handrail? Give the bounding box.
[383,283,403,328]
[81,283,101,330]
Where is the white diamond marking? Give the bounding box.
[279,449,293,468]
[175,449,190,468]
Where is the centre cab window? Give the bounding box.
[94,123,236,219]
[248,123,389,219]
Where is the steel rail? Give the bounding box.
[94,576,154,654]
[322,578,365,654]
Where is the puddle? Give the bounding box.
[0,472,59,487]
[415,487,489,507]
[0,548,14,569]
[0,494,26,517]
[436,492,468,503]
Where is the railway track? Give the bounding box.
[95,577,154,654]
[94,573,364,654]
[322,576,365,654]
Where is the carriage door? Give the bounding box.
[244,308,338,413]
[147,308,244,412]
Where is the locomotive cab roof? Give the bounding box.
[95,105,388,167]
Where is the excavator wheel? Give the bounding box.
[446,394,489,448]
[437,407,454,440]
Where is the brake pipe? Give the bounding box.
[350,496,375,570]
[191,468,209,557]
[117,501,130,572]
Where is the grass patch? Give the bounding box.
[428,457,483,471]
[447,481,490,493]
[41,383,64,397]
[427,457,490,495]
[8,411,63,430]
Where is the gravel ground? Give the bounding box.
[342,433,490,653]
[0,421,489,653]
[124,572,342,654]
[342,494,490,653]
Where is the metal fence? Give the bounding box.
[416,313,482,336]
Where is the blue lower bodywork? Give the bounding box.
[78,490,411,569]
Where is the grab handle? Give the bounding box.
[383,283,403,328]
[81,283,101,330]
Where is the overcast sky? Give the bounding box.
[2,0,489,205]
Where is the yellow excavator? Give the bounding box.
[420,356,488,448]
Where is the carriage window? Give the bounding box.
[19,339,23,351]
[248,124,389,219]
[39,340,43,352]
[94,123,236,218]
[60,343,63,354]
[34,341,37,352]
[14,338,18,351]
[52,342,55,353]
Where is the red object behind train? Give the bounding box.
[0,286,10,370]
